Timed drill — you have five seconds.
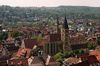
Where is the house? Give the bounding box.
[28,54,60,66]
[16,48,31,58]
[8,58,29,66]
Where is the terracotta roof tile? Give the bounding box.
[24,39,38,49]
[87,55,99,64]
[70,60,89,66]
[8,58,29,66]
[16,48,31,58]
[90,50,100,61]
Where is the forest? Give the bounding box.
[0,5,100,22]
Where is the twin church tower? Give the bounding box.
[57,16,71,52]
[44,16,71,55]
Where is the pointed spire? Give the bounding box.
[64,16,69,29]
[57,16,59,26]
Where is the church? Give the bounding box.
[43,16,88,56]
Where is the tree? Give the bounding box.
[87,43,97,50]
[97,37,100,45]
[63,51,74,58]
[73,49,84,55]
[0,6,100,23]
[53,52,63,62]
[53,52,64,66]
[78,49,84,55]
[31,34,43,41]
[0,32,8,42]
[11,31,22,38]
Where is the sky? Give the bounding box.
[0,0,100,7]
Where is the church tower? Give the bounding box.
[56,16,60,34]
[61,16,71,51]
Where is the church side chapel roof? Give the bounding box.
[24,39,38,49]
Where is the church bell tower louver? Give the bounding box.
[61,16,71,51]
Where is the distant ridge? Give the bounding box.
[0,5,100,22]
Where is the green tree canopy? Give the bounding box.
[53,52,63,62]
[97,37,100,45]
[11,31,22,38]
[0,32,8,42]
[87,43,97,50]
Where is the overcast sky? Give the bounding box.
[0,0,100,7]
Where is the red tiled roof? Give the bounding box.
[6,37,15,44]
[87,37,97,42]
[16,48,31,58]
[49,33,61,42]
[30,64,44,66]
[0,44,2,49]
[77,53,89,61]
[87,55,99,64]
[90,50,100,61]
[24,39,38,49]
[8,58,29,66]
[95,46,100,50]
[70,60,89,66]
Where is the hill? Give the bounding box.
[0,5,100,22]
